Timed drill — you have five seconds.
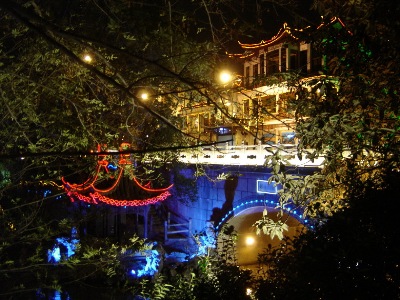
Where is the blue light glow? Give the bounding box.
[215,197,312,231]
[43,189,52,197]
[194,223,216,257]
[107,163,118,171]
[128,249,160,278]
[257,180,278,194]
[48,246,61,263]
[47,228,79,264]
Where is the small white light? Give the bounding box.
[220,71,232,84]
[83,54,92,63]
[245,236,255,246]
[141,93,149,100]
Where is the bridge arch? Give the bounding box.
[215,194,312,232]
[215,195,313,271]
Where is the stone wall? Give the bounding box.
[165,165,275,234]
[165,165,317,235]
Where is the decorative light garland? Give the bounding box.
[63,143,173,207]
[238,23,298,49]
[61,164,102,191]
[215,199,312,231]
[66,190,171,207]
[229,17,349,59]
[133,177,173,192]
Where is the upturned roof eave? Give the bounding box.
[238,23,301,50]
[227,23,305,58]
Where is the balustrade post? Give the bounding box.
[164,220,168,241]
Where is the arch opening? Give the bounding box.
[216,198,312,272]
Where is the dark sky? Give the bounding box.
[239,0,318,41]
[217,0,319,53]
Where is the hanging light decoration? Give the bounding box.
[62,143,173,207]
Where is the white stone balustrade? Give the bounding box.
[178,143,324,167]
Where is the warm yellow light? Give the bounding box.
[83,54,92,63]
[219,71,232,84]
[245,236,255,246]
[246,288,252,296]
[141,93,149,100]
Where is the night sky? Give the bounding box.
[221,0,319,53]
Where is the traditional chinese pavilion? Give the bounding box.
[62,143,173,239]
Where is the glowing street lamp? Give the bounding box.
[245,236,255,246]
[140,92,149,101]
[219,71,233,85]
[83,54,93,63]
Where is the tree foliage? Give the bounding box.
[255,171,400,299]
[265,0,400,220]
[255,0,400,297]
[0,0,226,297]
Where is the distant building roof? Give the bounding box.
[228,17,347,58]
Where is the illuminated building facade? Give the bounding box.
[178,19,345,147]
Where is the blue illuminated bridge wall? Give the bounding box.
[164,165,318,235]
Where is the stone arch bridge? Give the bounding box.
[165,161,317,238]
[164,153,319,267]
